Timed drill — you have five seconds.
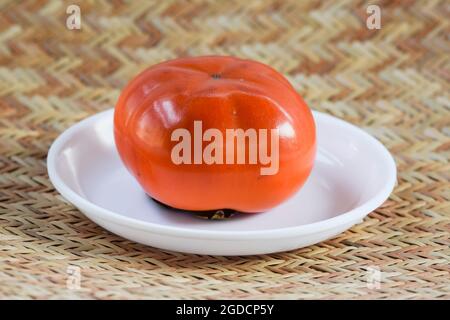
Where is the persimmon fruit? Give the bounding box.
[114,56,316,213]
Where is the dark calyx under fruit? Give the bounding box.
[150,197,237,220]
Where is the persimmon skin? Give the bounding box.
[114,56,316,213]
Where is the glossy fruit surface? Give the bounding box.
[114,56,316,213]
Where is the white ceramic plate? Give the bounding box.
[47,109,396,255]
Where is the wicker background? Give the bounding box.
[0,0,449,299]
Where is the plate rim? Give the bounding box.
[47,109,397,240]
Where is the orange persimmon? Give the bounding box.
[114,56,316,213]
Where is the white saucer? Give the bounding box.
[47,109,396,255]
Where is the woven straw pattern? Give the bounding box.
[0,0,449,299]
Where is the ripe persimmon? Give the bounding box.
[114,56,316,213]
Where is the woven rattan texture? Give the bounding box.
[0,0,449,299]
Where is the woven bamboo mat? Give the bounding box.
[0,0,449,299]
